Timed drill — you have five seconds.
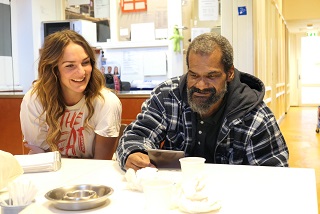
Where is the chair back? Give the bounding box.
[116,124,127,146]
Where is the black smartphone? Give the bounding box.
[147,149,185,169]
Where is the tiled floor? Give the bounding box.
[279,107,320,211]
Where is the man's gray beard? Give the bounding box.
[187,82,228,115]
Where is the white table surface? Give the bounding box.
[1,158,318,214]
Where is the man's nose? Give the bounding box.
[194,77,209,90]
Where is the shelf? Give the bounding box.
[94,40,169,49]
[65,10,109,23]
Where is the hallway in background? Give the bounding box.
[300,36,320,106]
[279,107,320,209]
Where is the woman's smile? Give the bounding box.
[71,77,85,82]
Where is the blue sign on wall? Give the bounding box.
[238,6,247,16]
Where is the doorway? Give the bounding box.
[300,36,320,106]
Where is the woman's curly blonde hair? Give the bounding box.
[32,29,106,151]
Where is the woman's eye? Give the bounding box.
[66,64,74,68]
[82,60,90,65]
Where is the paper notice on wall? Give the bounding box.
[198,0,219,21]
[103,48,167,82]
[143,51,167,76]
[67,0,90,6]
[94,0,110,18]
[131,23,155,42]
[121,51,142,75]
[191,28,211,41]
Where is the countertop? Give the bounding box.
[0,92,25,98]
[0,90,152,99]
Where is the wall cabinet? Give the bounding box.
[0,97,24,155]
[0,93,149,155]
[119,94,149,124]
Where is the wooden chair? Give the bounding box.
[118,124,127,144]
[112,124,127,161]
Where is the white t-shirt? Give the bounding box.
[20,88,122,158]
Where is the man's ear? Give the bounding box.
[226,66,235,82]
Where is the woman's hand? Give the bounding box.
[24,143,45,154]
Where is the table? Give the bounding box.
[1,159,318,214]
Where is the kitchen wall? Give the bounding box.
[10,0,63,93]
[0,0,15,91]
[6,0,254,92]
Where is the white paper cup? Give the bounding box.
[0,199,32,214]
[142,180,173,214]
[179,157,206,178]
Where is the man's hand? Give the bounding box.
[125,152,155,171]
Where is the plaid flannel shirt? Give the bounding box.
[116,72,289,171]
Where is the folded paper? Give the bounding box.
[177,175,221,213]
[124,168,221,213]
[14,151,61,173]
[0,150,24,190]
[125,167,158,192]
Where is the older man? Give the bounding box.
[116,32,289,171]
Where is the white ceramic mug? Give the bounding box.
[142,179,174,214]
[179,157,206,179]
[0,199,32,214]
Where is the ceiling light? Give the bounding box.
[307,24,313,30]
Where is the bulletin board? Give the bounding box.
[103,47,168,83]
[120,0,147,13]
[119,0,167,41]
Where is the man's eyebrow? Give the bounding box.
[207,70,222,74]
[188,70,221,75]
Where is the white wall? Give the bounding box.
[8,0,253,92]
[221,0,253,75]
[0,0,15,91]
[11,0,63,93]
[106,0,183,84]
[11,0,34,92]
[166,0,183,78]
[10,0,183,91]
[288,33,300,106]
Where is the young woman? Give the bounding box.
[20,30,122,159]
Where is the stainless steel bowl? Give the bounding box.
[45,184,113,210]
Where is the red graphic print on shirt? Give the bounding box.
[77,127,85,153]
[58,109,85,156]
